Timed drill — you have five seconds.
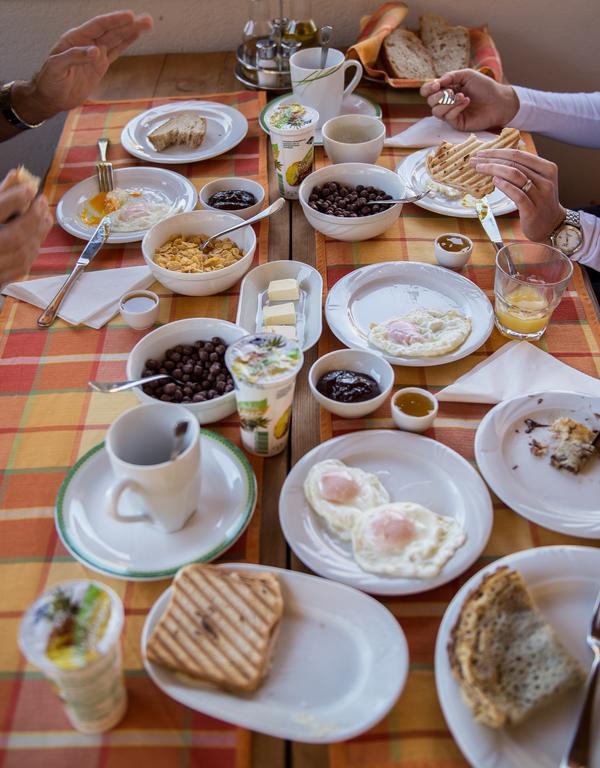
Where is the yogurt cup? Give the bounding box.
[19,580,126,734]
[268,103,319,200]
[226,332,304,456]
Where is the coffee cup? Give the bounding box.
[105,403,200,533]
[290,48,363,128]
[322,115,386,164]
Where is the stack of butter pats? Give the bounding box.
[262,278,301,341]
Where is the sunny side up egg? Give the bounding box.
[80,188,173,233]
[303,459,390,540]
[351,502,466,578]
[368,308,471,358]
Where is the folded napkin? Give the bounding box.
[437,341,600,404]
[385,116,499,148]
[2,265,154,329]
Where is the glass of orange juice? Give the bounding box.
[494,243,573,340]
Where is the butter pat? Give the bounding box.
[267,278,299,302]
[263,302,296,325]
[262,325,297,340]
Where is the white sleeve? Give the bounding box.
[572,211,600,272]
[508,87,600,148]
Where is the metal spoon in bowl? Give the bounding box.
[88,373,186,393]
[319,26,333,69]
[366,190,431,205]
[198,197,286,253]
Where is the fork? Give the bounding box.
[438,89,456,106]
[559,588,600,768]
[96,137,114,193]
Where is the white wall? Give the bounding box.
[1,0,599,205]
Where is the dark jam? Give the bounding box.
[208,190,257,211]
[317,370,380,403]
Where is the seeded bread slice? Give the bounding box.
[383,29,436,80]
[148,113,207,152]
[420,13,470,76]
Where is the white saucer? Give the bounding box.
[259,93,382,145]
[55,431,257,580]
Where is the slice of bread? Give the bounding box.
[383,29,436,80]
[148,113,207,152]
[420,14,470,77]
[1,165,40,196]
[145,564,284,693]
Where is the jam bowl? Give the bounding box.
[199,177,265,221]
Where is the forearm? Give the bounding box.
[0,80,56,143]
[508,87,600,148]
[572,211,600,272]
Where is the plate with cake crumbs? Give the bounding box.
[435,545,600,768]
[121,101,248,164]
[475,391,600,538]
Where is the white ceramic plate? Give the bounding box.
[279,430,493,595]
[259,92,382,146]
[325,261,494,367]
[142,563,409,742]
[396,147,517,218]
[56,167,197,243]
[435,545,600,768]
[236,260,323,351]
[55,431,256,580]
[475,390,600,538]
[121,101,248,164]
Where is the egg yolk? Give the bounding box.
[370,511,416,550]
[385,320,423,345]
[318,471,361,504]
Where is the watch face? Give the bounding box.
[555,224,582,254]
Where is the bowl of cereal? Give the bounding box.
[141,210,256,296]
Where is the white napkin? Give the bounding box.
[437,341,600,404]
[385,116,498,148]
[2,265,154,329]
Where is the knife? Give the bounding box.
[475,197,517,276]
[37,217,111,328]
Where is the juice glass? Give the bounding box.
[494,243,573,340]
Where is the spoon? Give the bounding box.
[198,197,286,253]
[88,373,185,393]
[169,420,189,461]
[319,26,333,69]
[366,191,430,205]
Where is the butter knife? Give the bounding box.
[37,217,111,328]
[474,197,517,276]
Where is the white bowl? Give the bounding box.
[141,210,256,296]
[126,317,247,424]
[308,349,394,419]
[299,163,405,242]
[434,232,473,270]
[391,387,438,433]
[198,177,265,220]
[322,115,386,165]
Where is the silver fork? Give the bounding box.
[438,89,456,106]
[96,137,114,193]
[560,589,600,768]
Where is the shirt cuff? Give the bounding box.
[507,86,538,131]
[571,210,600,270]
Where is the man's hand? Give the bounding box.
[420,69,520,131]
[11,11,153,124]
[471,149,566,243]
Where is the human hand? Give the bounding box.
[420,69,520,131]
[471,149,566,242]
[11,11,153,123]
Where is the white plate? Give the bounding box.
[56,167,197,244]
[475,390,600,538]
[325,261,494,367]
[121,101,248,164]
[141,563,409,742]
[396,147,517,218]
[259,93,382,146]
[235,260,323,351]
[55,431,257,580]
[279,430,493,595]
[435,545,600,768]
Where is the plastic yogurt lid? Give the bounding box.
[226,333,303,385]
[268,102,319,131]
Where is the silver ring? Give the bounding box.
[521,178,533,193]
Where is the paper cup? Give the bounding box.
[19,580,126,734]
[226,333,304,456]
[268,103,319,200]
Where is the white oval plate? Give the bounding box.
[279,430,493,595]
[325,261,494,367]
[142,563,409,742]
[121,101,248,164]
[235,260,323,352]
[56,167,197,243]
[435,545,600,768]
[55,431,257,580]
[396,147,517,218]
[475,390,600,538]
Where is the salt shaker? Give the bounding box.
[256,39,279,88]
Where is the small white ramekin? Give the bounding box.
[391,387,438,433]
[434,233,473,270]
[119,290,160,330]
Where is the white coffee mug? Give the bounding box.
[290,48,363,128]
[105,403,200,534]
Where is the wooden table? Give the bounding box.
[90,50,326,768]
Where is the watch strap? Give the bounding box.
[563,208,581,229]
[0,81,45,131]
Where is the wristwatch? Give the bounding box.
[0,81,45,131]
[550,209,583,256]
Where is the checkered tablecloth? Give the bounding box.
[0,90,268,768]
[319,86,600,768]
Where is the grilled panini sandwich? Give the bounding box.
[148,113,207,152]
[146,564,284,693]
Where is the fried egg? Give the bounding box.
[368,308,471,358]
[303,459,390,540]
[352,502,466,578]
[80,188,173,232]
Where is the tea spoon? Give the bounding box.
[169,420,189,461]
[198,197,286,252]
[366,191,430,205]
[319,26,333,69]
[88,373,185,393]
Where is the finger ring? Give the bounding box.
[521,178,533,193]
